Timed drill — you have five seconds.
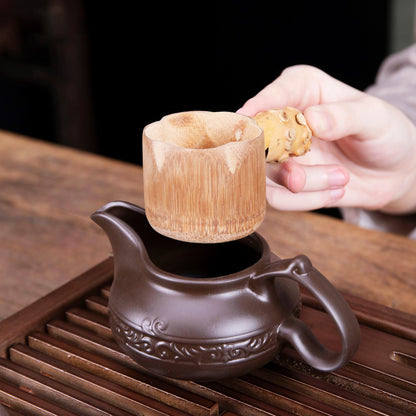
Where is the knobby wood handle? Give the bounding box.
[254,255,361,371]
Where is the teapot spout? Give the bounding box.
[91,201,150,272]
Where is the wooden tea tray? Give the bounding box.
[0,258,415,416]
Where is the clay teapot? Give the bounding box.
[92,201,360,381]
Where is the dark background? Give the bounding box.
[0,0,390,165]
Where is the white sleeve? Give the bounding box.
[341,44,416,239]
[366,43,416,125]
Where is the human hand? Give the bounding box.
[237,65,416,214]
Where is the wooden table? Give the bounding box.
[1,130,415,321]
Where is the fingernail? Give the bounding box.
[236,108,252,117]
[328,168,349,188]
[306,107,332,134]
[330,187,345,201]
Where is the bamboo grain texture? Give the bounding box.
[143,111,266,243]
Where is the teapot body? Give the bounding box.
[107,218,300,380]
[92,201,360,381]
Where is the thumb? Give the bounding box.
[305,95,386,142]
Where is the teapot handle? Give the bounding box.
[254,254,360,372]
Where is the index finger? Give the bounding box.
[237,65,362,117]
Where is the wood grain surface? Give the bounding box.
[0,130,415,320]
[0,131,144,320]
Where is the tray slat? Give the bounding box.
[0,358,133,415]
